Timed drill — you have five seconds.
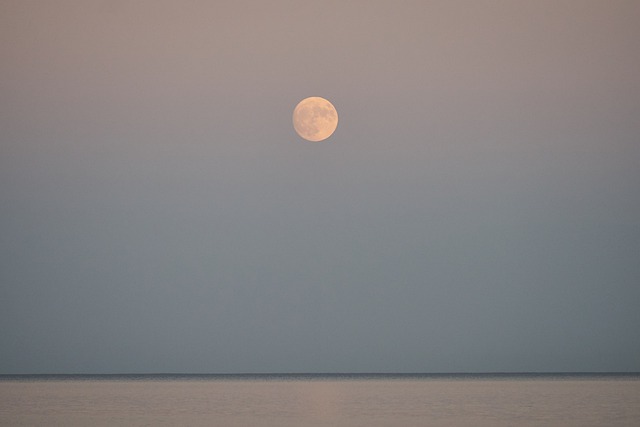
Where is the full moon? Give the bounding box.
[293,97,338,142]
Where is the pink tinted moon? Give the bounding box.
[293,97,338,142]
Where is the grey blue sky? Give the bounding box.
[1,1,639,374]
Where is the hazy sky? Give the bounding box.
[1,0,639,374]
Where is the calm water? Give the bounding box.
[1,374,639,426]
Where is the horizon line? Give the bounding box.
[2,371,639,377]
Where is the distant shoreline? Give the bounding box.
[2,372,639,381]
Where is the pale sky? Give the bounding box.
[1,0,639,374]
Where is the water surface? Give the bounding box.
[1,374,639,426]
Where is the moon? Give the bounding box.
[293,97,338,142]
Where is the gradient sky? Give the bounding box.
[1,1,639,374]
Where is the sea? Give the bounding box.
[1,373,639,426]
